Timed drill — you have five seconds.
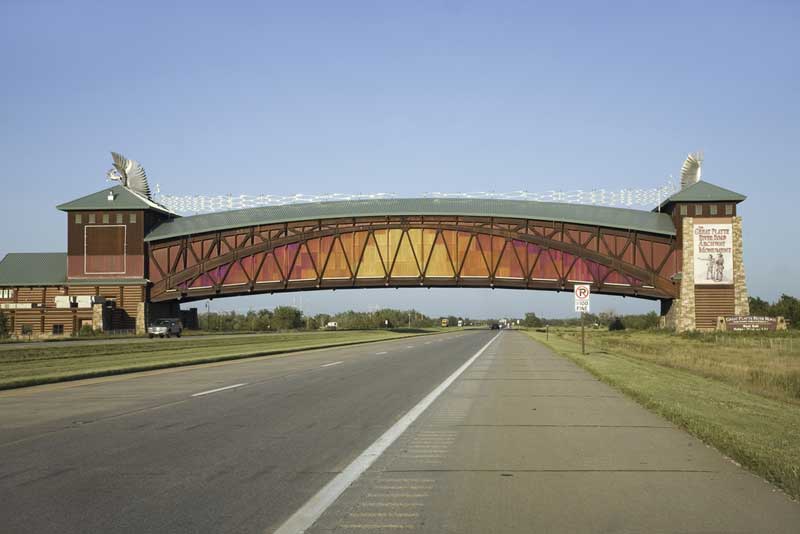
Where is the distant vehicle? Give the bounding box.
[490,323,500,330]
[441,318,449,327]
[457,320,463,327]
[148,318,182,338]
[325,321,338,330]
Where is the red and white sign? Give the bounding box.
[574,284,591,313]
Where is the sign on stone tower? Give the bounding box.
[693,223,733,285]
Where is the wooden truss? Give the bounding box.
[148,216,680,302]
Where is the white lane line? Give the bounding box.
[272,332,501,534]
[375,351,388,355]
[321,361,344,368]
[191,383,247,397]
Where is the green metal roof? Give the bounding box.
[57,185,174,214]
[0,253,67,286]
[658,181,746,210]
[145,198,677,242]
[0,253,147,287]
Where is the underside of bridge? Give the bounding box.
[147,216,680,303]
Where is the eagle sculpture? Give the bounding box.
[680,151,703,189]
[106,152,152,200]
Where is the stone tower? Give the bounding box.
[658,181,748,332]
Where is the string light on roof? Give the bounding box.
[154,181,678,215]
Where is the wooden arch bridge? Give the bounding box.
[143,198,681,303]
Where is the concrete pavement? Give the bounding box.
[306,331,800,533]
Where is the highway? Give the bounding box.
[1,330,799,533]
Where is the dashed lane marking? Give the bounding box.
[191,383,247,397]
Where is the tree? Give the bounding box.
[608,317,626,331]
[0,311,8,338]
[271,306,304,330]
[523,312,543,328]
[773,294,800,329]
[747,294,800,329]
[749,296,771,316]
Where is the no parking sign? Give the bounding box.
[574,284,591,313]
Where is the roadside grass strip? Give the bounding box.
[0,330,442,391]
[526,330,800,501]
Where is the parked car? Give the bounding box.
[148,318,183,338]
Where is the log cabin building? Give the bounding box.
[0,185,180,337]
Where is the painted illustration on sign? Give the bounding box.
[693,223,733,284]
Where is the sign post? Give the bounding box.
[574,285,591,355]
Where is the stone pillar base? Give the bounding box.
[135,302,146,335]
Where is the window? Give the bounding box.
[52,324,64,335]
[694,205,703,216]
[88,213,96,224]
[102,213,109,224]
[680,205,688,216]
[116,213,124,224]
[725,204,733,215]
[0,289,13,299]
[75,214,82,224]
[709,205,718,216]
[129,213,137,224]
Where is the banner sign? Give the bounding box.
[694,223,733,285]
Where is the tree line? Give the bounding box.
[521,311,660,330]
[198,307,473,332]
[0,294,795,339]
[749,294,799,328]
[520,294,799,331]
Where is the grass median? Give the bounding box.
[526,329,800,501]
[0,329,445,391]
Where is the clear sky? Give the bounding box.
[1,1,798,319]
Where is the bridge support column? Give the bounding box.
[732,216,750,316]
[673,218,697,332]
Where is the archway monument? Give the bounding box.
[0,154,748,336]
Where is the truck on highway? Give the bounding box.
[147,318,183,338]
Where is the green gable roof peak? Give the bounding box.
[56,185,176,215]
[657,180,746,210]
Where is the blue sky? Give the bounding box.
[1,1,798,318]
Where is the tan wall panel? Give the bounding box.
[695,286,735,330]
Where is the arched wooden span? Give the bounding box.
[145,200,681,303]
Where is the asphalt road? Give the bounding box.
[2,330,799,534]
[0,329,492,533]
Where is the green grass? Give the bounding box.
[0,329,441,390]
[526,329,800,501]
[552,328,800,403]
